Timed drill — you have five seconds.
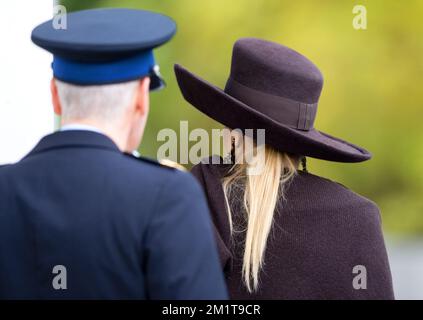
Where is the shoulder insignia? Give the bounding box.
[124,152,186,171]
[159,159,187,171]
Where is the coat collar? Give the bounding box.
[25,130,121,159]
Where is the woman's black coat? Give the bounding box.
[191,158,394,300]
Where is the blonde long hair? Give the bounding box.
[222,138,298,292]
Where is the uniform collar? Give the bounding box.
[25,130,121,159]
[60,123,104,134]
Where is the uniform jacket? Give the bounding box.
[0,131,227,300]
[191,157,395,300]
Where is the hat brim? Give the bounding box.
[174,64,371,163]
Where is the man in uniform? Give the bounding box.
[0,8,227,299]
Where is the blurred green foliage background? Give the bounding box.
[60,0,423,235]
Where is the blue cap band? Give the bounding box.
[52,50,155,85]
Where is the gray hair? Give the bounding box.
[55,79,140,122]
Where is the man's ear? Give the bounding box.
[50,78,62,116]
[135,77,150,116]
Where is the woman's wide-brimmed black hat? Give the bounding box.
[174,38,371,162]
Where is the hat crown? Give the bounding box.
[228,38,323,104]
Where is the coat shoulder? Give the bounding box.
[120,153,182,180]
[123,153,177,171]
[122,153,200,190]
[292,171,381,222]
[0,164,13,181]
[298,171,377,203]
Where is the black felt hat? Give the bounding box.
[174,38,371,162]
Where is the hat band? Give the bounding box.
[52,50,155,85]
[224,77,318,131]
